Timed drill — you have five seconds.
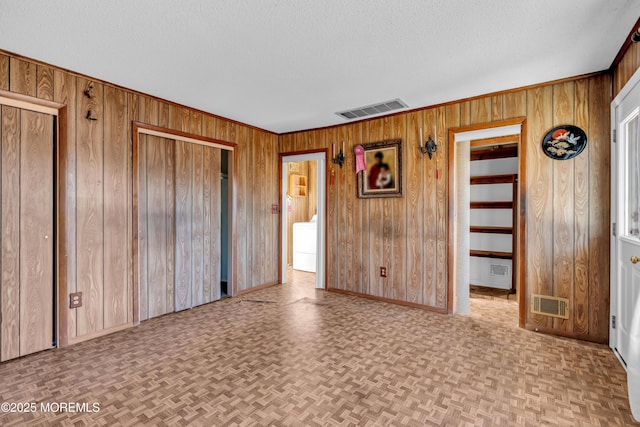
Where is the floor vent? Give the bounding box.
[531,294,569,319]
[336,98,408,120]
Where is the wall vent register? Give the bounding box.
[336,99,408,120]
[531,294,569,319]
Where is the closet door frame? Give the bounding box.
[0,89,67,348]
[132,122,236,325]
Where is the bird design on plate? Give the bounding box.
[541,125,587,160]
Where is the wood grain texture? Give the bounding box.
[19,110,54,356]
[405,112,423,304]
[368,119,384,297]
[191,144,205,307]
[137,134,149,322]
[234,126,248,292]
[390,114,406,301]
[128,93,139,324]
[9,58,36,96]
[211,147,222,302]
[175,140,193,311]
[587,74,610,341]
[525,86,554,330]
[36,65,54,101]
[284,74,611,342]
[203,147,213,302]
[0,54,8,90]
[146,135,168,318]
[573,79,590,336]
[435,106,449,310]
[76,78,104,336]
[103,86,129,328]
[165,140,176,312]
[551,82,575,332]
[1,106,20,361]
[54,70,78,340]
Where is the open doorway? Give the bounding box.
[280,151,326,290]
[448,119,526,327]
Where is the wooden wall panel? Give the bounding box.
[54,70,78,338]
[36,65,54,101]
[1,106,20,361]
[587,74,611,340]
[406,112,423,304]
[175,140,193,310]
[2,51,280,347]
[235,126,248,292]
[573,79,590,336]
[165,140,175,312]
[146,136,169,318]
[19,110,54,356]
[76,78,104,336]
[203,147,213,302]
[103,86,129,328]
[526,86,554,330]
[137,134,149,322]
[210,147,222,302]
[434,106,448,309]
[614,42,640,95]
[9,58,36,96]
[551,82,575,332]
[0,54,8,90]
[281,72,611,342]
[192,145,205,306]
[390,115,406,301]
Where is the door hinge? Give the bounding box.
[612,315,617,329]
[613,129,617,143]
[613,222,617,236]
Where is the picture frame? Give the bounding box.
[357,139,403,198]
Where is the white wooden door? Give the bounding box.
[613,71,640,367]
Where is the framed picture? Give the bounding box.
[357,139,403,198]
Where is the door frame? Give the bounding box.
[610,66,640,358]
[0,89,65,347]
[279,149,328,289]
[447,117,527,327]
[132,122,237,325]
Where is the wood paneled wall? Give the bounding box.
[0,51,279,344]
[280,73,611,343]
[614,40,640,96]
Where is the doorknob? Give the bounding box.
[632,256,640,264]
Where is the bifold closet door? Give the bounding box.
[1,106,54,361]
[138,136,221,321]
[174,141,222,311]
[138,135,175,321]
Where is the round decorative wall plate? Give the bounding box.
[541,125,587,160]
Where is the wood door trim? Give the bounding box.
[0,89,63,115]
[132,123,237,324]
[278,149,329,290]
[447,118,527,328]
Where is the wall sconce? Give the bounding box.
[419,127,438,159]
[332,141,346,168]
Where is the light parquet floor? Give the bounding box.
[0,270,635,426]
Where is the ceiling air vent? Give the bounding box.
[336,98,408,120]
[531,294,569,319]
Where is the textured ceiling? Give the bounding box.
[1,1,639,133]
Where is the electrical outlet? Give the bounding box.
[271,204,279,214]
[380,267,387,277]
[69,292,82,308]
